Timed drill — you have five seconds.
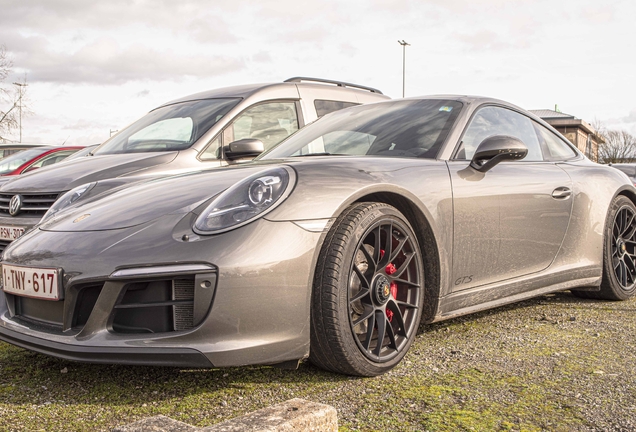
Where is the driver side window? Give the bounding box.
[228,101,299,151]
[458,106,543,161]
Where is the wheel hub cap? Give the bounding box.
[373,275,391,305]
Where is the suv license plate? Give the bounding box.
[2,264,60,300]
[0,225,25,241]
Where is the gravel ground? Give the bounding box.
[1,291,635,431]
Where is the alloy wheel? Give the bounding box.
[612,205,636,290]
[348,220,422,362]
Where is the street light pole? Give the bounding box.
[398,40,410,98]
[12,82,28,143]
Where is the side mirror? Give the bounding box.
[469,135,528,172]
[224,139,265,161]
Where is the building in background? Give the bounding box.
[530,109,604,162]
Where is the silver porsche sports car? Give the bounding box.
[0,96,634,376]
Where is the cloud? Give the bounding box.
[4,34,245,84]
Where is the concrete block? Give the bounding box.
[202,398,338,432]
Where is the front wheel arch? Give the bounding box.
[354,192,441,323]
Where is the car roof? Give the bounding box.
[158,79,387,108]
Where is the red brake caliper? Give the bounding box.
[381,249,398,322]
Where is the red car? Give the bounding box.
[0,146,83,176]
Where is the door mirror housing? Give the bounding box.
[224,139,265,161]
[469,135,528,172]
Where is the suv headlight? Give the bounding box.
[194,167,295,234]
[40,182,96,224]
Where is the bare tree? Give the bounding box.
[0,45,29,143]
[597,129,636,164]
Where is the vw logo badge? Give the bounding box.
[9,195,22,216]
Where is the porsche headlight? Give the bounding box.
[41,182,96,224]
[194,167,294,234]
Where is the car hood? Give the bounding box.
[0,152,178,194]
[39,155,445,233]
[40,163,282,232]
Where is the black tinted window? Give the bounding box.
[262,100,463,160]
[314,100,359,118]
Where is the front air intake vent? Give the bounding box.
[112,278,196,334]
[173,279,195,331]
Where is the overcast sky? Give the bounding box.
[0,0,634,146]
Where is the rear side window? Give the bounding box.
[458,106,543,161]
[533,123,577,161]
[314,100,359,118]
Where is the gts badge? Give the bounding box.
[454,275,473,286]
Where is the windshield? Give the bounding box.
[0,147,51,174]
[260,99,463,160]
[93,98,241,155]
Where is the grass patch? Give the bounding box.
[1,292,635,431]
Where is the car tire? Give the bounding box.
[309,202,425,376]
[572,195,636,301]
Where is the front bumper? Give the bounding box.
[0,215,323,368]
[0,324,213,367]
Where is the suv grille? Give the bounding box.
[0,192,61,217]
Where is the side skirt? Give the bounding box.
[431,268,601,323]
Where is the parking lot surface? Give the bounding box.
[1,291,634,431]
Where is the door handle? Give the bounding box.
[552,187,571,199]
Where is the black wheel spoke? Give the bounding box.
[396,300,419,309]
[392,277,420,288]
[359,245,376,274]
[623,217,636,239]
[373,311,386,356]
[387,300,407,337]
[372,226,382,265]
[621,261,628,287]
[393,252,415,278]
[362,311,376,351]
[386,320,397,349]
[378,223,393,267]
[352,305,374,327]
[389,236,408,262]
[350,286,370,303]
[352,264,370,289]
[624,256,636,283]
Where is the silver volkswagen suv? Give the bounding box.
[0,77,388,252]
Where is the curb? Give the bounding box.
[113,398,338,432]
